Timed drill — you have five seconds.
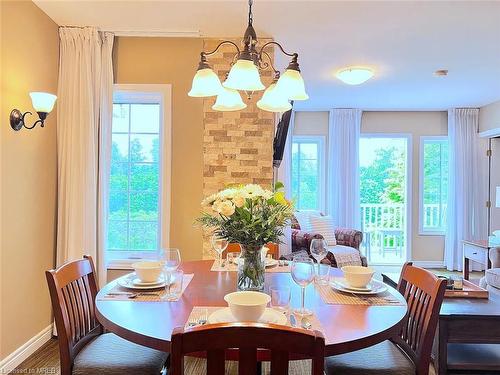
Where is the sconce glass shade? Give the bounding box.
[336,68,374,85]
[223,59,265,91]
[257,83,292,113]
[30,92,57,113]
[212,87,247,112]
[188,68,223,97]
[275,69,309,100]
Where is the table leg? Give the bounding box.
[437,319,448,375]
[463,257,470,280]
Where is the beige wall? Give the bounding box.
[1,0,59,360]
[114,37,204,261]
[479,101,500,232]
[362,111,448,262]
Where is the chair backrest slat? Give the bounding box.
[46,255,102,375]
[395,262,446,375]
[171,323,324,375]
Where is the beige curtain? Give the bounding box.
[56,27,114,286]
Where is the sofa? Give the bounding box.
[283,214,367,268]
[480,247,500,299]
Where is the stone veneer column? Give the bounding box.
[201,38,275,258]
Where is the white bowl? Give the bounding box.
[341,266,375,288]
[224,291,271,322]
[132,261,162,283]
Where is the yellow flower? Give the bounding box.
[274,191,288,205]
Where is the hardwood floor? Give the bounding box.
[12,337,437,374]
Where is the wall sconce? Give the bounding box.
[10,92,57,131]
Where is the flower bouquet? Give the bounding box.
[197,183,294,291]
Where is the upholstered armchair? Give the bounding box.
[286,216,367,268]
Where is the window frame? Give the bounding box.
[107,84,172,265]
[419,135,448,236]
[291,135,326,213]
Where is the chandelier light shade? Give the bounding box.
[257,82,292,112]
[336,67,374,85]
[223,59,265,91]
[212,87,247,112]
[188,0,307,112]
[188,68,223,97]
[276,68,309,100]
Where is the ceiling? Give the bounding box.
[33,0,500,110]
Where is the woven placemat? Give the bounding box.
[210,261,290,273]
[99,273,194,302]
[315,283,404,306]
[186,306,323,332]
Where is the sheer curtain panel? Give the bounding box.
[56,27,114,285]
[327,109,362,229]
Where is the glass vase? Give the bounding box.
[237,244,265,291]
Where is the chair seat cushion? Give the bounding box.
[325,340,415,375]
[485,268,500,289]
[73,333,168,375]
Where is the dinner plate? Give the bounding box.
[330,278,388,295]
[208,307,287,325]
[335,279,374,292]
[234,257,279,268]
[132,277,166,287]
[117,275,168,290]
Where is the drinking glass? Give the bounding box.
[165,270,184,301]
[158,248,181,298]
[316,263,330,285]
[211,234,229,266]
[310,238,328,276]
[270,286,291,313]
[291,256,315,316]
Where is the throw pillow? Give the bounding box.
[309,215,337,246]
[294,210,320,232]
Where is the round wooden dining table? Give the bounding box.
[96,260,407,357]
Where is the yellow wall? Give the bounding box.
[362,111,448,262]
[1,0,59,360]
[114,37,205,261]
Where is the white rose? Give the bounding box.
[218,200,235,216]
[233,194,245,208]
[212,199,223,212]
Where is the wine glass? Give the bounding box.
[158,248,181,298]
[211,234,229,266]
[310,238,328,277]
[291,256,315,316]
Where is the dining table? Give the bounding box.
[95,260,408,359]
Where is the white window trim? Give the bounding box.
[419,135,447,236]
[360,133,413,264]
[291,135,326,213]
[107,84,172,269]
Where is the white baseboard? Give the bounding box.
[411,260,445,269]
[0,324,53,374]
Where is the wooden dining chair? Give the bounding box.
[325,262,446,375]
[224,243,279,259]
[46,255,168,375]
[171,322,325,375]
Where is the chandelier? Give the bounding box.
[188,0,308,112]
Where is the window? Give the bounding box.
[291,136,325,211]
[419,136,448,234]
[107,85,171,260]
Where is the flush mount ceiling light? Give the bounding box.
[336,67,374,85]
[188,0,308,112]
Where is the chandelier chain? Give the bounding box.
[248,0,253,25]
